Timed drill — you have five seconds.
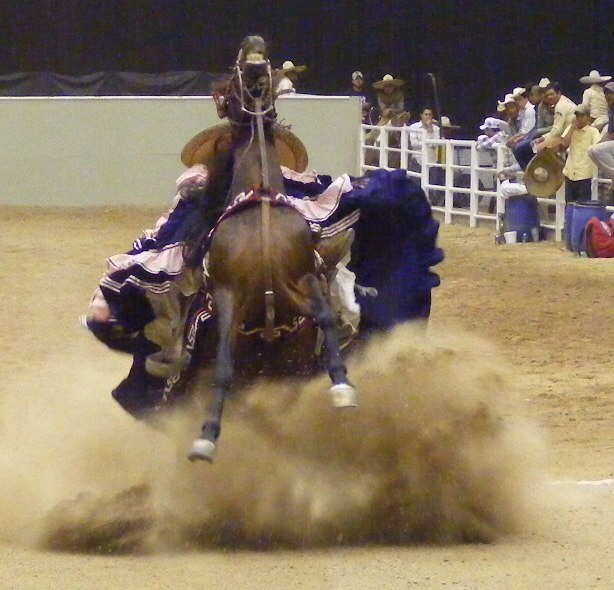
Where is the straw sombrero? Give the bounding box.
[181,123,309,172]
[372,74,405,90]
[281,60,307,74]
[524,148,565,198]
[579,70,612,85]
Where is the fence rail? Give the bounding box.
[359,124,613,241]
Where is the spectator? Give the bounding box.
[349,71,373,123]
[408,107,440,165]
[557,104,601,203]
[579,69,611,131]
[497,94,522,137]
[275,60,307,96]
[372,74,406,116]
[512,80,555,170]
[349,71,369,99]
[531,79,555,137]
[534,82,577,152]
[477,117,509,152]
[508,86,536,145]
[587,81,614,200]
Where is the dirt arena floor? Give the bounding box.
[1,205,613,589]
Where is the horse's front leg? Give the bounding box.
[188,287,237,462]
[299,274,358,408]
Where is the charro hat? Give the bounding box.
[438,115,461,130]
[538,77,550,88]
[281,60,307,74]
[497,93,515,112]
[181,123,309,172]
[352,71,364,80]
[579,70,612,84]
[373,74,405,90]
[525,148,565,198]
[511,86,527,98]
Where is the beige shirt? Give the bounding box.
[543,95,577,143]
[581,85,608,120]
[562,125,601,180]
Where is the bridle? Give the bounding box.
[218,51,278,194]
[217,49,281,341]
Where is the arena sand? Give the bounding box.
[0,206,612,589]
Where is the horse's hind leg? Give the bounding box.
[298,274,358,408]
[189,287,237,462]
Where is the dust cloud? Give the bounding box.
[0,324,546,552]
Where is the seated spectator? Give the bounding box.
[477,117,509,152]
[557,104,601,202]
[531,79,555,137]
[512,80,555,170]
[508,86,536,146]
[533,82,577,152]
[373,74,406,117]
[579,69,611,131]
[497,94,522,138]
[587,81,614,201]
[275,60,307,96]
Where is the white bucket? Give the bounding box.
[503,231,517,244]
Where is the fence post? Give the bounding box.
[444,141,453,223]
[359,125,366,174]
[495,145,505,229]
[421,136,429,201]
[469,143,479,227]
[555,182,565,242]
[400,126,409,171]
[378,126,389,169]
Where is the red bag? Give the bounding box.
[585,216,614,258]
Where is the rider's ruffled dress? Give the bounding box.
[87,164,443,414]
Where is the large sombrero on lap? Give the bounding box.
[524,148,565,198]
[181,123,309,172]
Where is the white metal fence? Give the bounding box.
[359,124,613,241]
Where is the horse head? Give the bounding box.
[224,35,276,125]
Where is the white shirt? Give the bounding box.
[581,85,608,121]
[543,95,577,143]
[408,121,440,163]
[276,76,295,95]
[519,103,536,135]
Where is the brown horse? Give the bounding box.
[188,36,357,462]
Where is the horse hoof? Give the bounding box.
[188,439,216,462]
[329,383,358,408]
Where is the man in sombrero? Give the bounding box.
[578,69,611,131]
[372,74,406,117]
[275,60,307,95]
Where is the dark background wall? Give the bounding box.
[0,1,611,136]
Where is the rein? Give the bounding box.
[225,60,278,341]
